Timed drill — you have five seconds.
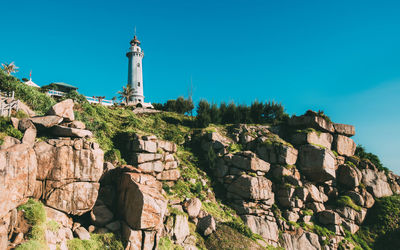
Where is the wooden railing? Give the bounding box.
[0,91,19,117]
[47,89,115,106]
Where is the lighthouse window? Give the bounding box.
[138,82,140,87]
[137,63,140,67]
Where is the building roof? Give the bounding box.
[24,79,40,88]
[51,82,78,90]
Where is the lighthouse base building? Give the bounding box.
[126,34,153,108]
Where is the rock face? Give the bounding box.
[34,138,103,215]
[281,230,321,250]
[242,215,279,244]
[337,164,361,189]
[334,123,355,137]
[228,175,274,201]
[0,143,37,218]
[298,144,336,182]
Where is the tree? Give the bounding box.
[196,100,211,128]
[1,62,19,76]
[118,84,134,105]
[250,100,264,123]
[210,103,221,124]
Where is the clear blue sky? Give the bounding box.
[1,0,399,173]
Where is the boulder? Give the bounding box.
[197,215,216,236]
[90,204,114,226]
[0,136,20,150]
[118,172,167,230]
[288,111,335,133]
[22,126,36,146]
[230,151,270,173]
[333,135,356,157]
[105,221,121,232]
[156,169,181,181]
[183,198,202,219]
[132,153,163,164]
[158,140,177,153]
[337,164,361,189]
[47,99,75,122]
[361,169,393,198]
[305,184,328,203]
[132,139,158,153]
[250,139,298,165]
[16,100,36,117]
[69,120,86,129]
[44,206,73,228]
[334,123,355,137]
[30,115,63,129]
[74,227,90,240]
[137,161,164,173]
[317,210,341,225]
[228,175,274,201]
[18,118,34,132]
[34,140,104,182]
[0,143,37,218]
[45,182,100,215]
[173,214,190,244]
[291,131,333,149]
[298,144,336,182]
[361,189,375,208]
[51,125,93,138]
[281,230,321,250]
[10,117,19,129]
[241,215,279,244]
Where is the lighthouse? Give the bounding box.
[126,35,145,104]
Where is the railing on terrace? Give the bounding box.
[85,96,114,106]
[47,89,66,97]
[47,89,114,106]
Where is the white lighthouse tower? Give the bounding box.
[127,35,144,103]
[127,34,153,108]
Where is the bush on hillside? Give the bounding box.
[153,96,194,115]
[0,69,55,114]
[355,145,388,172]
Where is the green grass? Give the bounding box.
[227,143,243,153]
[18,199,46,225]
[158,237,183,250]
[67,233,123,250]
[337,195,362,212]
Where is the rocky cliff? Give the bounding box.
[1,98,399,250]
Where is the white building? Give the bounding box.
[126,35,153,108]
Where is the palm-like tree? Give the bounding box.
[1,62,19,75]
[118,84,134,105]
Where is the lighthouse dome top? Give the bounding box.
[130,35,141,46]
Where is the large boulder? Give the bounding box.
[173,214,190,244]
[298,144,336,182]
[228,175,274,201]
[333,135,356,157]
[241,215,279,244]
[197,215,216,236]
[183,198,202,219]
[334,123,355,137]
[0,143,37,218]
[249,138,298,165]
[288,111,335,133]
[229,151,270,173]
[361,169,393,198]
[281,230,321,250]
[34,140,104,182]
[45,182,99,215]
[291,131,333,149]
[336,164,362,189]
[47,99,75,122]
[118,172,167,230]
[30,115,63,129]
[51,125,93,138]
[317,210,341,225]
[122,222,159,250]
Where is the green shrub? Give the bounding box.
[0,117,23,144]
[15,240,45,250]
[355,145,388,173]
[0,69,55,114]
